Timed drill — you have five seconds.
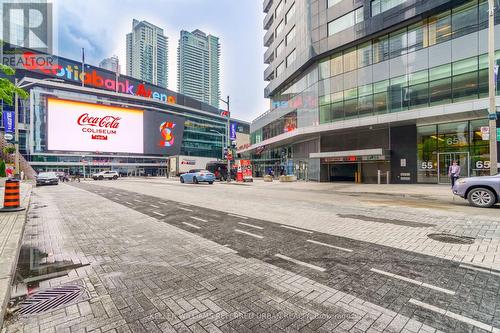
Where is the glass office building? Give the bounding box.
[244,0,500,184]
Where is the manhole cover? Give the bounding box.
[19,285,86,315]
[427,233,475,244]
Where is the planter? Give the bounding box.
[263,175,273,182]
[279,175,297,182]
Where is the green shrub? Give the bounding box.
[0,160,6,177]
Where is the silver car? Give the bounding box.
[453,174,500,208]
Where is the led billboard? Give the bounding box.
[47,98,185,155]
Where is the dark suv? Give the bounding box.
[205,162,235,181]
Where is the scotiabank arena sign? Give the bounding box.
[47,98,185,155]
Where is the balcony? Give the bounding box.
[263,0,273,13]
[264,29,274,47]
[264,47,275,64]
[264,65,275,81]
[263,11,274,30]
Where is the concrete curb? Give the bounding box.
[0,183,32,329]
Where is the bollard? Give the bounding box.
[0,179,26,212]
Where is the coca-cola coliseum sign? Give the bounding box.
[47,98,144,153]
[46,98,186,156]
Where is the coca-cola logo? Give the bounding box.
[77,113,121,129]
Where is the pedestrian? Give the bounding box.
[448,160,461,188]
[20,170,24,181]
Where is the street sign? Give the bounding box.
[481,126,490,140]
[4,133,13,141]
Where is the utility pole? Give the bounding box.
[14,78,19,177]
[488,0,499,175]
[222,96,231,183]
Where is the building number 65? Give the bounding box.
[476,161,491,169]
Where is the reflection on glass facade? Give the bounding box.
[417,120,490,183]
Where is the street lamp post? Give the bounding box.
[220,96,231,183]
[209,129,225,160]
[14,78,64,177]
[488,0,499,175]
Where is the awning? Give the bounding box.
[310,148,389,163]
[310,148,384,159]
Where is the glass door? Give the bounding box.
[437,152,469,184]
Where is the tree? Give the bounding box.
[0,160,6,177]
[0,64,29,106]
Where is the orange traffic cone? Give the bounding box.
[0,179,25,212]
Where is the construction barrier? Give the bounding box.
[0,179,25,212]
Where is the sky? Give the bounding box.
[52,0,268,122]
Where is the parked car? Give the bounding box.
[36,172,59,186]
[453,174,500,208]
[205,162,235,181]
[92,170,119,180]
[180,169,215,184]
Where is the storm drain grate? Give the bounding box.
[19,285,85,315]
[427,233,475,244]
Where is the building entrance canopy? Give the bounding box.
[310,148,388,163]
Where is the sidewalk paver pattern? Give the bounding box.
[2,181,500,333]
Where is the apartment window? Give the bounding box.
[371,0,408,16]
[275,0,284,17]
[286,26,296,45]
[286,3,295,24]
[328,0,343,8]
[428,11,451,46]
[331,52,343,76]
[275,20,284,37]
[343,47,357,72]
[276,40,285,57]
[286,49,296,67]
[389,28,407,58]
[452,1,478,39]
[327,7,364,36]
[276,61,285,77]
[357,41,372,68]
[373,35,389,63]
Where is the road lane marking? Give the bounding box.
[306,240,353,253]
[234,229,264,239]
[125,202,133,205]
[133,199,142,203]
[228,213,248,219]
[152,211,165,217]
[274,254,326,272]
[409,299,498,332]
[238,222,263,230]
[179,207,194,212]
[190,216,208,223]
[370,268,455,295]
[182,222,200,229]
[159,202,168,205]
[460,264,500,277]
[280,225,313,234]
[150,204,160,208]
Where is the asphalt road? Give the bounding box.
[71,182,500,333]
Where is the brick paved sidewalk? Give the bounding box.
[2,184,439,333]
[0,181,32,328]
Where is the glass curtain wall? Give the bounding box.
[318,0,496,124]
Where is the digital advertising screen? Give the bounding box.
[47,98,185,155]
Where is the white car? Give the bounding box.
[92,170,119,180]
